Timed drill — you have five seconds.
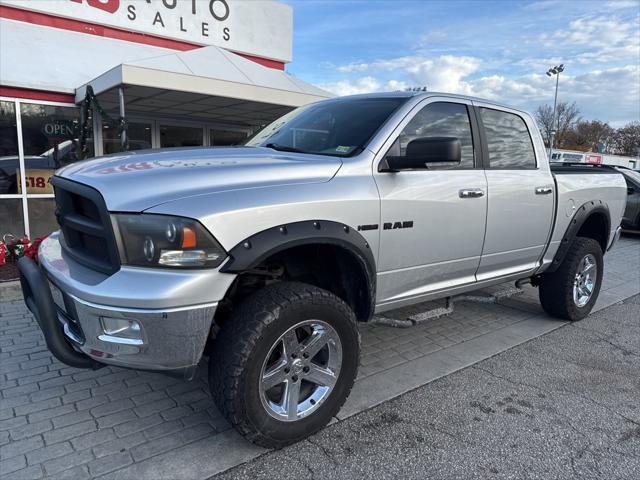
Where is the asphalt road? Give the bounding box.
[217,294,640,480]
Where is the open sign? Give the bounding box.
[41,121,76,138]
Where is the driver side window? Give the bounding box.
[394,102,475,168]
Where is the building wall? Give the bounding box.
[0,1,295,241]
[0,0,292,63]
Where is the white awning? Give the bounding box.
[0,17,331,119]
[75,44,331,108]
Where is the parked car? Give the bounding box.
[0,140,78,194]
[613,166,640,230]
[19,92,627,448]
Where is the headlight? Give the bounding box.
[113,214,226,268]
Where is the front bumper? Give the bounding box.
[58,289,216,374]
[19,233,236,377]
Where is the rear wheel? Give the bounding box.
[209,282,359,448]
[539,237,603,321]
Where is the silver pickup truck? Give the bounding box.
[19,92,627,447]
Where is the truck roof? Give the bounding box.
[328,91,529,116]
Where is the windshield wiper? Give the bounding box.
[264,143,307,154]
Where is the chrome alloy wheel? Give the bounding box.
[259,320,342,422]
[573,253,597,307]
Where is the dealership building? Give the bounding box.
[0,0,330,241]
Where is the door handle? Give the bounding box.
[535,186,553,195]
[459,188,485,198]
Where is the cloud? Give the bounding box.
[309,6,640,125]
[563,65,640,125]
[317,76,409,96]
[320,64,547,101]
[537,14,639,51]
[604,0,640,10]
[318,60,639,126]
[334,55,481,93]
[522,0,565,11]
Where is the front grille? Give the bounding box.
[52,176,120,275]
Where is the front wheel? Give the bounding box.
[209,282,359,448]
[539,237,603,321]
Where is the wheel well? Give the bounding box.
[216,244,374,327]
[576,212,609,252]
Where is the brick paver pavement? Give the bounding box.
[1,236,638,479]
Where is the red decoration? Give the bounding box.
[24,236,48,265]
[0,241,6,266]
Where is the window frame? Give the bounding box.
[0,96,80,238]
[377,98,483,172]
[474,105,539,171]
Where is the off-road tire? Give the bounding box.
[539,236,603,321]
[209,281,360,448]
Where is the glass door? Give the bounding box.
[209,128,248,146]
[159,124,204,148]
[19,102,92,238]
[103,121,153,154]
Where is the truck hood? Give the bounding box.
[56,147,342,211]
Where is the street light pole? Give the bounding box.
[546,64,564,160]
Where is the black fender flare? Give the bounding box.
[220,220,376,319]
[546,200,610,273]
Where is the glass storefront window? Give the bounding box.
[0,199,25,239]
[0,101,19,194]
[20,103,93,194]
[210,129,247,146]
[160,125,203,147]
[27,198,58,239]
[103,121,153,154]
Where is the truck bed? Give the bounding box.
[550,162,623,174]
[540,163,627,270]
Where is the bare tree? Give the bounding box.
[609,122,640,157]
[535,104,554,147]
[534,101,581,148]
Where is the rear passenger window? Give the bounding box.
[397,102,475,168]
[480,108,536,169]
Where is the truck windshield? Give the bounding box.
[244,97,408,157]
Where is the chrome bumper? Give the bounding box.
[33,232,235,376]
[55,290,217,374]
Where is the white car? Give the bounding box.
[19,92,627,447]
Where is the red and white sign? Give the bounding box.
[0,0,293,63]
[585,154,603,165]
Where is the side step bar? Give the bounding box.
[371,284,525,328]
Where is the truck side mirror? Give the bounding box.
[382,137,461,171]
[628,186,636,195]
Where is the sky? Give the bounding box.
[283,0,640,127]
